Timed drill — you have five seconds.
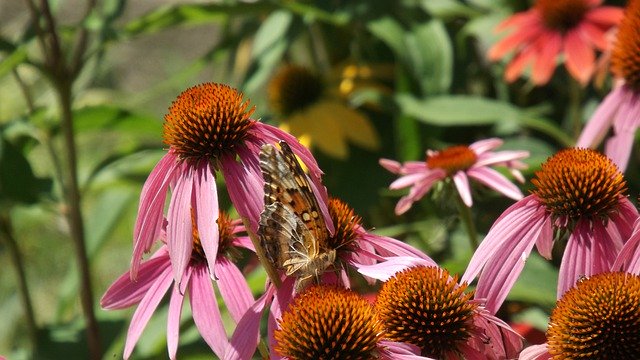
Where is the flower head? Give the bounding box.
[519,272,640,359]
[463,148,638,314]
[489,0,622,85]
[132,83,325,283]
[268,64,380,159]
[377,266,522,359]
[101,211,254,360]
[576,0,640,171]
[274,284,382,360]
[380,138,529,215]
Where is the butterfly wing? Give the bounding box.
[258,141,330,260]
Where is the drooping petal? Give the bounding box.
[467,167,523,201]
[214,257,254,323]
[606,87,640,171]
[167,169,194,283]
[132,152,179,278]
[359,232,432,260]
[123,267,174,359]
[189,265,228,357]
[576,85,624,148]
[194,163,219,277]
[356,256,438,281]
[221,153,264,232]
[101,250,170,309]
[379,158,402,173]
[531,31,562,85]
[452,171,473,207]
[584,6,624,27]
[468,138,503,154]
[224,286,276,360]
[379,340,430,360]
[518,344,551,360]
[504,45,537,83]
[489,15,544,60]
[613,220,640,273]
[476,221,544,313]
[166,282,184,360]
[563,28,595,85]
[534,216,554,259]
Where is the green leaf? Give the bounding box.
[367,17,406,58]
[419,0,482,19]
[0,43,28,80]
[396,94,521,126]
[508,253,558,307]
[411,19,453,94]
[72,105,161,136]
[0,135,51,205]
[121,2,273,37]
[251,10,293,60]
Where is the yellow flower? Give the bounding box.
[268,64,381,159]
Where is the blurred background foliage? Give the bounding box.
[0,0,634,358]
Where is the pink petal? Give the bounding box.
[452,171,473,207]
[563,29,595,86]
[167,170,194,283]
[101,251,171,309]
[222,152,263,232]
[131,153,179,278]
[474,150,530,167]
[613,220,640,273]
[576,85,624,148]
[189,265,228,357]
[194,163,219,277]
[468,138,502,153]
[519,344,551,360]
[379,158,402,173]
[534,216,554,259]
[495,11,538,32]
[167,282,184,360]
[360,232,433,260]
[467,167,523,201]
[356,256,438,281]
[214,257,254,323]
[389,172,430,190]
[531,31,562,85]
[379,340,429,359]
[123,267,174,359]
[224,287,276,360]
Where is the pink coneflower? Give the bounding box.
[462,148,638,314]
[224,195,436,360]
[489,0,622,85]
[273,284,382,360]
[380,138,528,215]
[519,272,640,359]
[101,211,255,360]
[375,266,522,359]
[577,0,640,171]
[132,83,327,283]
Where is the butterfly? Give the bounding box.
[258,141,336,290]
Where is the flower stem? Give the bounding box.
[241,217,282,289]
[0,212,38,349]
[568,77,584,139]
[454,194,478,250]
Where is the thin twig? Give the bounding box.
[0,212,38,349]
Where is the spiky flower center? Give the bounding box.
[536,0,590,31]
[426,145,478,175]
[190,210,235,264]
[611,0,640,90]
[375,266,477,358]
[163,83,255,162]
[547,272,640,359]
[268,65,324,116]
[531,148,626,222]
[327,197,362,251]
[275,285,382,360]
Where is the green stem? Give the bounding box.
[454,193,478,250]
[568,77,584,140]
[0,212,38,349]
